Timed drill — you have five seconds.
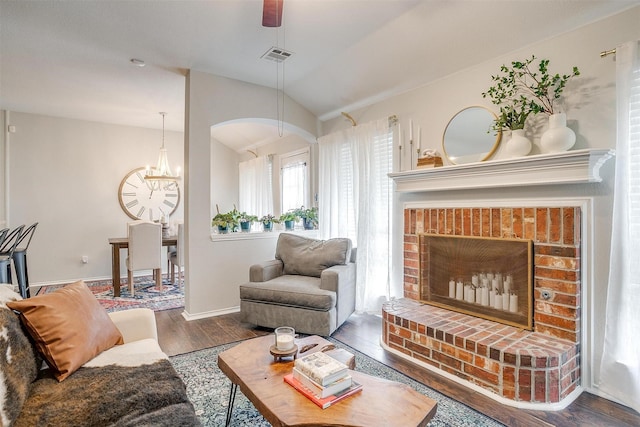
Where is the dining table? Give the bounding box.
[108,236,177,297]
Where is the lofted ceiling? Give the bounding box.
[1,0,637,152]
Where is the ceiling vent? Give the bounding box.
[261,47,293,63]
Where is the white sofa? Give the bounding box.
[0,285,200,426]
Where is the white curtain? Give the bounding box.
[318,117,393,313]
[600,41,640,413]
[238,156,273,218]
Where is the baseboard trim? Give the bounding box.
[181,306,240,321]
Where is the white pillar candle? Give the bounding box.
[471,274,479,286]
[502,293,510,310]
[503,280,511,294]
[495,273,502,283]
[509,294,518,313]
[492,278,499,292]
[487,272,494,281]
[482,278,489,288]
[482,287,489,306]
[464,285,471,302]
[489,290,495,307]
[475,287,482,304]
[493,294,502,310]
[455,281,463,300]
[449,280,455,298]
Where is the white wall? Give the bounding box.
[5,112,184,284]
[320,6,640,398]
[183,71,318,316]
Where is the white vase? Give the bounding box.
[504,129,531,158]
[540,113,576,153]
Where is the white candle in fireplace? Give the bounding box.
[456,281,464,300]
[509,293,518,313]
[492,278,499,292]
[503,280,511,294]
[487,272,494,281]
[502,292,510,310]
[472,274,479,286]
[475,287,482,304]
[449,280,455,298]
[489,290,495,307]
[493,293,502,309]
[482,287,489,306]
[482,278,489,288]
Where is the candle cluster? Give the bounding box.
[447,272,518,313]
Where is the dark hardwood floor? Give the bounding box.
[156,309,640,427]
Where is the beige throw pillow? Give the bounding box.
[276,233,352,277]
[7,280,124,381]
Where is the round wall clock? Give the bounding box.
[118,167,180,221]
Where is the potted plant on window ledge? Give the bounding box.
[260,214,280,232]
[296,206,318,230]
[239,212,258,232]
[212,205,241,234]
[279,211,298,231]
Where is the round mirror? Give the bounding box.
[442,106,502,165]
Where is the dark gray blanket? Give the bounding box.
[15,360,201,427]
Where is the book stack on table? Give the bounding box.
[284,351,362,409]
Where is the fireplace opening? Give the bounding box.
[419,234,533,330]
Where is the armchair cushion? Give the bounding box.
[275,233,352,278]
[240,275,335,310]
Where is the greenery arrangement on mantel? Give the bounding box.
[482,55,580,132]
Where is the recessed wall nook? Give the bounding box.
[383,149,614,410]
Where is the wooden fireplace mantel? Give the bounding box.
[388,148,615,193]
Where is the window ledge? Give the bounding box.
[388,149,615,193]
[210,229,318,242]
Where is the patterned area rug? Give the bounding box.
[36,277,184,312]
[170,338,504,427]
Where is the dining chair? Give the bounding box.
[126,221,162,296]
[169,223,184,285]
[6,222,38,298]
[0,225,25,293]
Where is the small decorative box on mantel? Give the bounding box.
[417,149,443,169]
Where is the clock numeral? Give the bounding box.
[126,199,139,209]
[136,206,146,218]
[135,172,146,183]
[125,182,139,189]
[163,200,176,209]
[165,193,178,198]
[148,208,154,221]
[122,192,136,197]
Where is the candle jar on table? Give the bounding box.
[275,326,295,351]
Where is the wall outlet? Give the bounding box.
[81,255,89,264]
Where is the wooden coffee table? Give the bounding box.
[218,335,437,427]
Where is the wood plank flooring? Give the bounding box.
[156,309,640,427]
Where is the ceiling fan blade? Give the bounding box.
[262,0,283,27]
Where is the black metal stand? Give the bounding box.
[225,383,238,426]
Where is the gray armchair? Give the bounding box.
[240,233,356,336]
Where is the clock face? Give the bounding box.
[118,167,180,221]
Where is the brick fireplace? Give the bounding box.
[382,206,582,405]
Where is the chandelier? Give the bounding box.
[145,112,180,189]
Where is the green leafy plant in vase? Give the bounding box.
[483,55,580,155]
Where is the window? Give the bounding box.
[280,149,309,213]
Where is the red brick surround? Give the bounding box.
[382,206,581,404]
